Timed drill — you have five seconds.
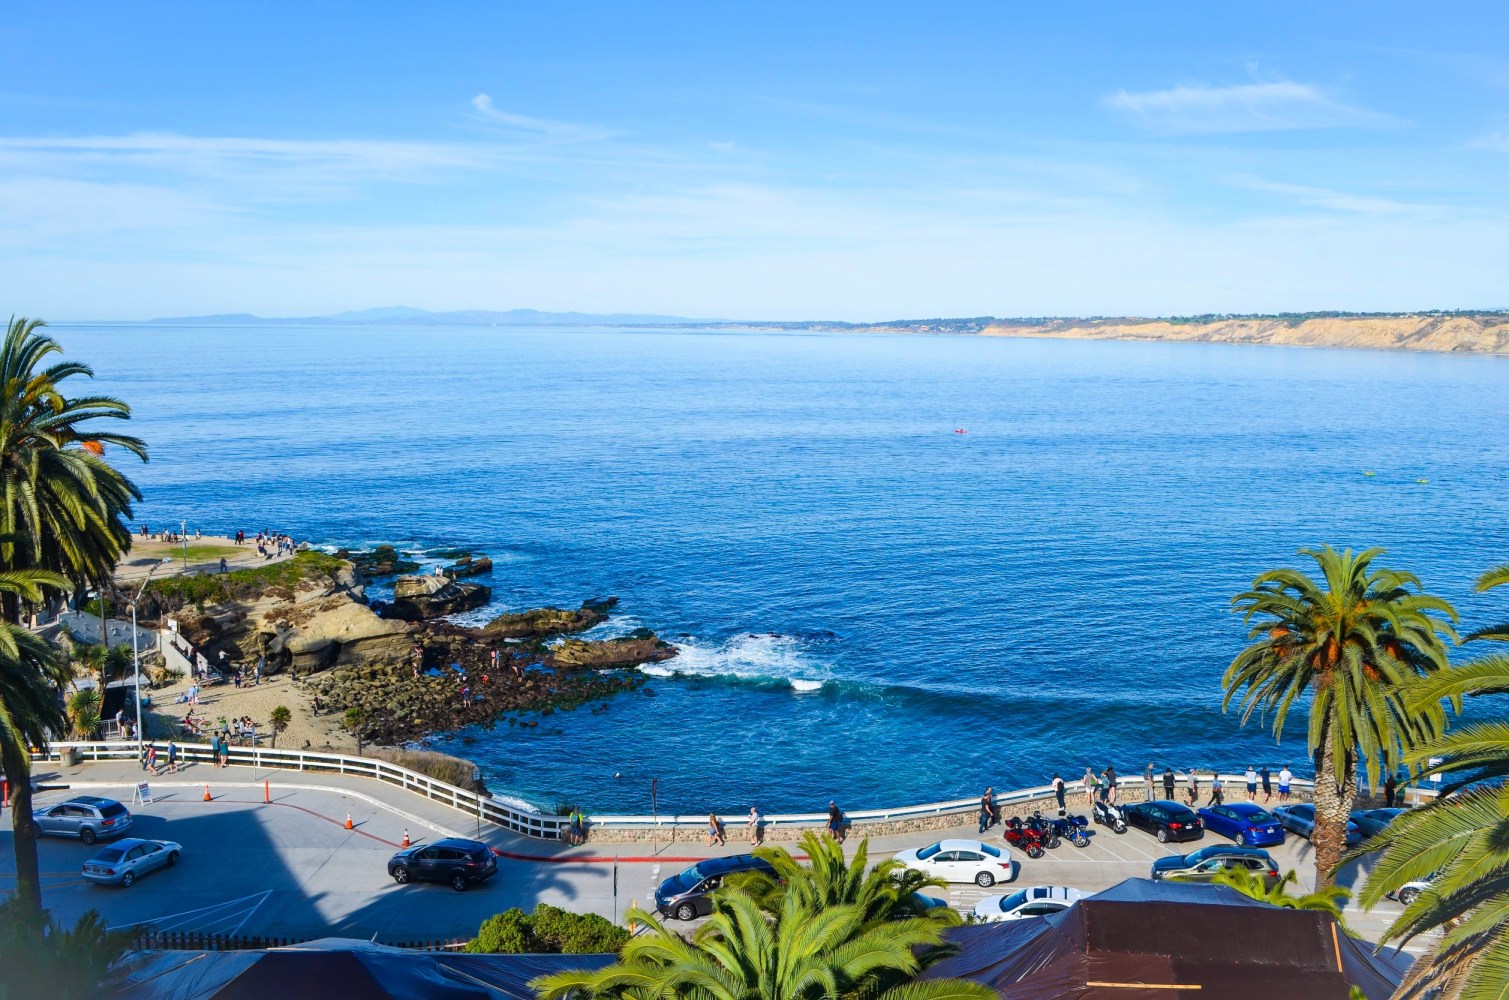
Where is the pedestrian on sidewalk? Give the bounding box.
[1082,768,1098,807]
[1207,772,1223,807]
[1162,766,1176,800]
[1278,765,1293,802]
[1244,765,1258,801]
[826,801,846,843]
[1384,772,1398,808]
[1260,765,1272,803]
[1102,765,1118,804]
[1143,763,1155,801]
[140,742,150,771]
[978,787,999,833]
[1051,773,1066,813]
[1185,770,1199,807]
[146,742,158,775]
[166,740,179,774]
[747,806,762,846]
[706,813,725,847]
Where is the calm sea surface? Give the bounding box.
[58,324,1509,814]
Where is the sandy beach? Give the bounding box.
[145,659,357,753]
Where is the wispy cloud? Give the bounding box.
[1105,81,1402,135]
[1231,176,1430,215]
[469,93,616,144]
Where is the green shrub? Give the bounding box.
[144,551,346,610]
[0,897,132,1000]
[464,904,628,955]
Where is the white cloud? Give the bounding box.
[1105,81,1401,135]
[1230,176,1430,216]
[469,93,616,144]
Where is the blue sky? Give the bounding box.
[3,2,1507,320]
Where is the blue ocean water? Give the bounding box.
[58,324,1509,814]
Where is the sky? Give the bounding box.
[2,2,1508,321]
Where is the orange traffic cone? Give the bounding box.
[401,829,410,847]
[345,812,354,830]
[203,785,211,802]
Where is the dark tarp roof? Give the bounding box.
[922,878,1414,1000]
[100,938,617,1000]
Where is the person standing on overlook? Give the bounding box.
[1278,764,1293,803]
[1102,765,1118,804]
[1082,767,1097,807]
[978,787,998,833]
[1143,763,1155,801]
[1051,773,1066,813]
[1245,765,1258,801]
[1260,765,1272,803]
[1162,766,1176,800]
[826,801,846,842]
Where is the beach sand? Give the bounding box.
[146,666,357,753]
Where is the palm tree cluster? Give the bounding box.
[0,315,146,917]
[532,832,994,1000]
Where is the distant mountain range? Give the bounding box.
[142,306,714,327]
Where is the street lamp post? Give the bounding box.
[131,558,172,751]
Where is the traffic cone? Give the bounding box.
[345,811,354,830]
[401,828,410,847]
[203,785,211,802]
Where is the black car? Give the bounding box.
[387,837,498,892]
[1123,800,1204,843]
[654,854,777,920]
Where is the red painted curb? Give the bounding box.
[492,850,810,865]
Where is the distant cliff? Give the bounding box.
[979,314,1509,355]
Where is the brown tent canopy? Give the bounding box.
[922,878,1413,1000]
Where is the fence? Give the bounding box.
[130,929,467,952]
[33,740,567,841]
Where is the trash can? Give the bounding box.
[60,747,79,767]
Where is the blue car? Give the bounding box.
[1197,803,1286,847]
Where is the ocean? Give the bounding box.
[59,323,1509,815]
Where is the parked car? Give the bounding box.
[82,838,181,887]
[897,892,950,918]
[1197,803,1285,847]
[893,839,1014,888]
[34,796,133,844]
[1387,872,1437,906]
[654,854,777,920]
[972,886,1086,922]
[386,837,497,892]
[1352,808,1408,839]
[1150,845,1281,890]
[1273,804,1362,846]
[1122,800,1204,843]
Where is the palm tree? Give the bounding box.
[0,566,71,917]
[1223,546,1457,885]
[1197,866,1350,922]
[1357,564,1509,1000]
[269,706,291,748]
[65,687,102,739]
[735,831,957,929]
[0,316,147,622]
[532,891,994,1000]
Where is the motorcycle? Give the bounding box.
[1003,816,1047,858]
[1092,799,1128,834]
[1024,811,1061,849]
[1041,810,1091,848]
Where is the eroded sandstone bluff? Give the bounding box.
[122,551,676,746]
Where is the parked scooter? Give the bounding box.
[1002,816,1047,858]
[1092,799,1128,834]
[1041,810,1091,848]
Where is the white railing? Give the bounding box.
[33,740,568,841]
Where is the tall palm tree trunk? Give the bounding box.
[1311,731,1356,886]
[2,741,42,914]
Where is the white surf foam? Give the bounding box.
[661,633,832,691]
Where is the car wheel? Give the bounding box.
[80,828,97,846]
[1156,828,1170,843]
[451,873,468,892]
[1235,833,1247,847]
[1026,845,1044,859]
[975,871,996,888]
[674,902,698,921]
[122,871,135,888]
[392,866,410,884]
[167,852,178,867]
[1398,888,1420,906]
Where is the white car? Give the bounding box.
[893,839,1014,888]
[972,885,1086,922]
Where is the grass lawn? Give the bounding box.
[170,544,242,562]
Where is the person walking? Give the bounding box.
[746,806,762,846]
[1051,773,1066,813]
[1384,772,1398,808]
[1162,766,1176,801]
[826,801,846,843]
[1278,764,1293,803]
[140,742,150,771]
[978,787,999,834]
[706,813,725,847]
[1244,765,1258,801]
[166,739,179,774]
[146,742,158,775]
[1102,765,1118,804]
[1185,770,1200,807]
[1082,768,1098,807]
[1143,762,1155,802]
[1207,772,1223,807]
[1259,765,1272,803]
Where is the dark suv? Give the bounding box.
[1123,799,1205,843]
[654,855,777,920]
[1150,845,1281,889]
[387,837,498,892]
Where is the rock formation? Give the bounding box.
[483,597,617,638]
[384,574,492,621]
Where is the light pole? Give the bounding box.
[180,519,188,572]
[131,558,172,751]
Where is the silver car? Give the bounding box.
[34,795,133,844]
[82,838,182,887]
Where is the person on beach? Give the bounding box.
[1143,763,1155,801]
[1102,765,1118,804]
[1278,765,1293,802]
[1051,773,1066,813]
[978,787,999,833]
[1260,765,1272,803]
[826,801,845,842]
[1245,765,1258,801]
[747,806,762,846]
[706,813,725,847]
[1082,768,1097,807]
[1162,766,1176,800]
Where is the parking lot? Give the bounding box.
[1,764,1423,954]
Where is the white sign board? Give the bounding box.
[133,781,153,805]
[1428,756,1444,783]
[166,619,178,633]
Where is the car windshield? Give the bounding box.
[1184,847,1217,864]
[996,890,1029,912]
[916,843,942,860]
[672,867,707,892]
[1246,809,1278,824]
[94,848,124,863]
[100,803,128,818]
[976,842,1002,858]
